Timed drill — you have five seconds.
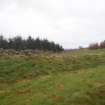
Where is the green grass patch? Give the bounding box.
[1,66,105,105]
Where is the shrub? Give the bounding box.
[88,43,99,49]
[100,40,105,48]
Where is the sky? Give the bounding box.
[0,0,105,49]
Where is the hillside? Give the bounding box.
[0,49,105,105]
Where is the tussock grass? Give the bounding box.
[0,49,105,105]
[0,49,105,82]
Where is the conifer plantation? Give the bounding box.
[0,35,64,52]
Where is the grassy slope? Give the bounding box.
[0,49,105,105]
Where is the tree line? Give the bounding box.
[0,35,64,52]
[88,40,105,49]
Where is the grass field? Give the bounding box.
[0,49,105,105]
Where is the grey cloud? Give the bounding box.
[0,0,105,48]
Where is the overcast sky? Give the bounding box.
[0,0,105,48]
